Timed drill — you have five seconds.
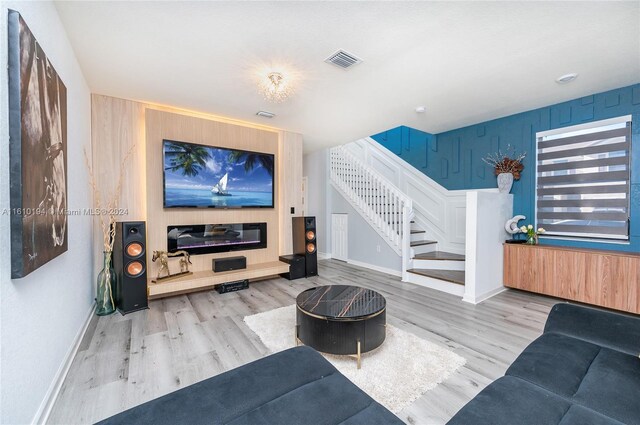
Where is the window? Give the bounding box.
[536,115,632,241]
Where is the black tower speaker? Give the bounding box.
[113,221,148,314]
[292,216,317,277]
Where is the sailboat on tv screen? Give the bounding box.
[211,173,232,196]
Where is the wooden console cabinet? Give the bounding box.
[503,243,639,314]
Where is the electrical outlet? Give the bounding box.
[376,245,381,252]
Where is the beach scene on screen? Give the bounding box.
[163,140,274,208]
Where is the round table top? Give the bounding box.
[296,285,386,320]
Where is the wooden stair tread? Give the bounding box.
[407,269,465,285]
[410,240,437,247]
[413,251,465,261]
[410,230,426,234]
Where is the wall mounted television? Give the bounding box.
[163,139,274,208]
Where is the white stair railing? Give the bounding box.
[344,137,473,255]
[330,145,413,280]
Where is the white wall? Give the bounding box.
[331,187,402,274]
[463,192,513,304]
[303,149,331,256]
[0,2,94,423]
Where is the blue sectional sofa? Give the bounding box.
[448,303,640,425]
[98,303,639,425]
[97,345,403,425]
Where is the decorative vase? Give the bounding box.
[96,251,117,316]
[526,234,538,245]
[497,173,514,193]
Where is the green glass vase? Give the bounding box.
[526,234,538,245]
[96,251,117,316]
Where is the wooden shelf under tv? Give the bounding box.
[147,260,290,299]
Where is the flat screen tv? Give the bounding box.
[163,139,274,208]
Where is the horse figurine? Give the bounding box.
[169,250,192,273]
[152,250,170,279]
[152,250,192,280]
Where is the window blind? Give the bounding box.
[536,117,632,240]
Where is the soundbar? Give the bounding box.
[216,279,249,294]
[212,256,247,273]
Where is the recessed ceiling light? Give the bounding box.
[256,111,275,118]
[556,73,578,84]
[415,106,426,113]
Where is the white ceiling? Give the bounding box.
[54,1,640,153]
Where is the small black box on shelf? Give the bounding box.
[212,256,247,272]
[279,254,306,280]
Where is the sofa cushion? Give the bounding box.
[336,403,405,425]
[558,405,625,425]
[573,348,640,425]
[226,372,384,425]
[97,346,403,425]
[446,376,571,425]
[507,333,640,424]
[544,303,640,357]
[506,332,601,398]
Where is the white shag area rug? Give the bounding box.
[244,305,466,413]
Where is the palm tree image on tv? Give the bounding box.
[164,141,211,176]
[163,140,274,208]
[227,150,274,177]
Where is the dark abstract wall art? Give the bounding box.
[8,10,68,278]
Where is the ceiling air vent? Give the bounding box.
[324,49,362,69]
[256,111,275,118]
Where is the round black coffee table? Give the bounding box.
[295,285,386,369]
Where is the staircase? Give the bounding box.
[330,145,465,296]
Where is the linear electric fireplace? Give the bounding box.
[167,223,267,255]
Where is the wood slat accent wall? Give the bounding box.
[90,96,146,275]
[503,243,640,314]
[278,131,303,255]
[145,109,281,274]
[90,94,303,280]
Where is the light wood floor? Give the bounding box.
[48,260,558,424]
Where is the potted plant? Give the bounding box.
[84,146,135,315]
[482,146,526,193]
[520,224,545,245]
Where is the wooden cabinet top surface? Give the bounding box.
[503,242,640,258]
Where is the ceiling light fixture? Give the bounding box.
[556,73,578,84]
[258,72,293,103]
[415,106,426,113]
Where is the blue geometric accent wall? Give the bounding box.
[369,126,438,174]
[371,83,640,253]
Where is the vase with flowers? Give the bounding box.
[85,145,135,315]
[520,224,545,245]
[482,146,526,193]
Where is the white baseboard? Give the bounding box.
[462,286,507,305]
[317,251,331,260]
[32,302,96,425]
[346,259,402,277]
